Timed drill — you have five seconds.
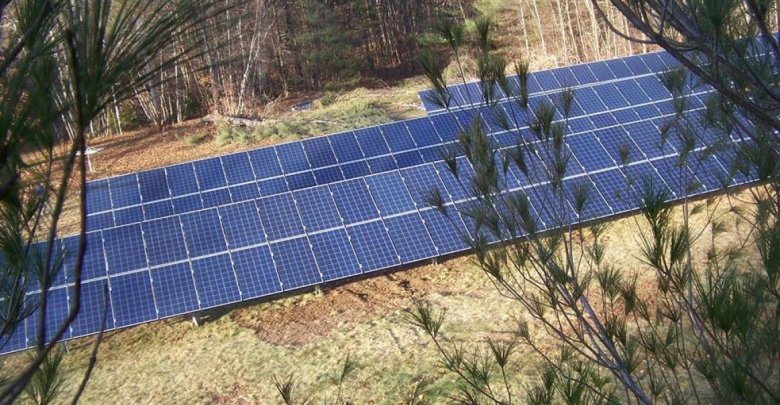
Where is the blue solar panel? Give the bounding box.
[587,61,616,81]
[166,163,200,196]
[611,108,640,124]
[194,158,227,189]
[86,212,113,231]
[589,169,636,213]
[258,177,288,196]
[624,120,674,158]
[309,230,362,281]
[428,114,460,142]
[382,122,417,152]
[385,214,437,262]
[287,172,317,191]
[272,237,321,290]
[27,288,71,343]
[568,116,596,134]
[231,246,281,298]
[551,66,577,87]
[622,55,652,75]
[570,64,599,85]
[623,161,674,197]
[70,279,113,336]
[420,145,445,163]
[605,59,632,78]
[574,87,609,114]
[366,172,416,216]
[191,254,240,308]
[3,321,27,352]
[420,207,470,253]
[406,118,441,147]
[563,178,613,220]
[354,127,390,158]
[640,53,668,72]
[229,183,261,202]
[330,179,380,224]
[85,179,112,213]
[218,201,265,249]
[687,156,725,192]
[221,153,255,185]
[138,169,170,202]
[152,262,200,317]
[330,131,364,162]
[110,271,157,327]
[400,164,446,207]
[276,142,311,173]
[596,126,642,164]
[341,161,371,179]
[594,83,630,110]
[633,103,662,120]
[533,70,560,90]
[144,200,174,220]
[59,236,79,284]
[652,157,695,197]
[394,150,425,168]
[615,80,651,104]
[103,224,147,274]
[454,109,478,129]
[181,209,227,257]
[366,156,397,174]
[172,195,203,215]
[109,174,141,208]
[256,193,304,240]
[113,206,143,226]
[248,148,283,178]
[347,221,399,271]
[202,188,231,209]
[294,186,342,232]
[302,137,338,169]
[590,111,619,129]
[434,161,469,201]
[142,217,187,266]
[80,232,107,280]
[313,166,344,184]
[566,134,617,172]
[634,75,670,99]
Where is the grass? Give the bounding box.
[215,83,427,147]
[182,134,207,146]
[45,260,505,403]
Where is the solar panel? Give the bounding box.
[3,47,764,354]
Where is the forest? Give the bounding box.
[90,0,648,136]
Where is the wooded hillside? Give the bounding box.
[84,0,646,136]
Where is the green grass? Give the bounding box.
[250,84,426,142]
[182,134,206,145]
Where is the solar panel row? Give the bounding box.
[418,51,683,113]
[83,64,709,234]
[420,32,779,113]
[1,51,757,354]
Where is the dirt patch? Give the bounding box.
[208,382,251,405]
[231,257,481,346]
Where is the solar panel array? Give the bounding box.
[1,49,761,354]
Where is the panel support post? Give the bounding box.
[192,314,201,327]
[314,285,323,296]
[431,258,438,265]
